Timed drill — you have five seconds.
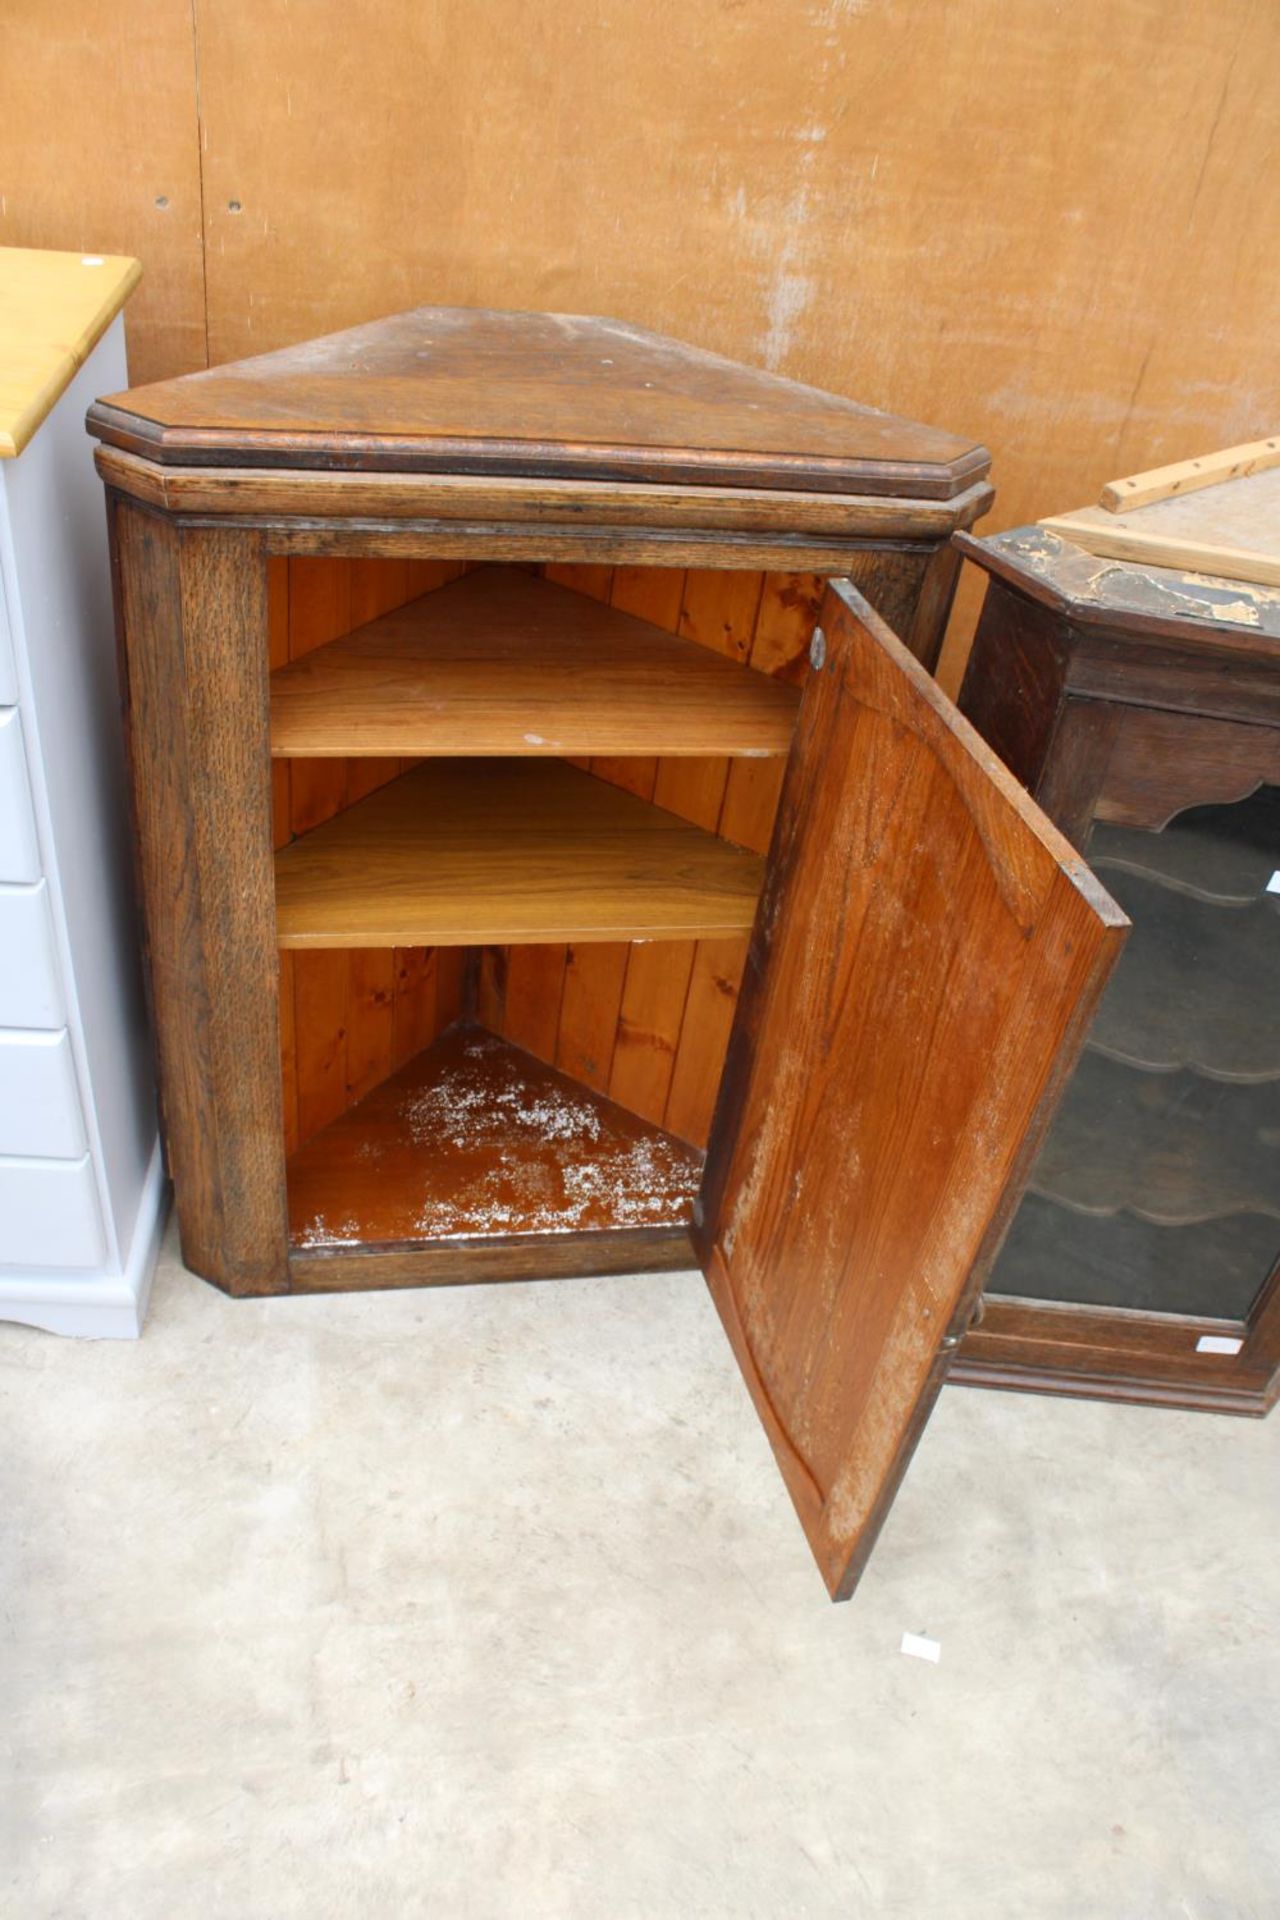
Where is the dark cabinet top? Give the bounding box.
[86,304,988,499]
[958,525,1280,651]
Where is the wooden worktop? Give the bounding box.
[0,246,140,458]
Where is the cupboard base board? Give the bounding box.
[287,1225,696,1295]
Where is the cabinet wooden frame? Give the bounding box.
[952,529,1280,1417]
[93,307,1134,1597]
[104,487,969,1300]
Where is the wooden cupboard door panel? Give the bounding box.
[699,582,1127,1600]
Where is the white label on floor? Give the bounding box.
[900,1631,941,1664]
[1266,870,1280,895]
[1196,1334,1244,1355]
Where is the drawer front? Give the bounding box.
[0,1029,86,1158]
[0,1153,104,1270]
[0,882,65,1027]
[0,707,41,882]
[0,582,15,706]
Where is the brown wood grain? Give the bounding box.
[1094,706,1280,831]
[288,1224,696,1295]
[697,579,1127,1598]
[274,759,765,949]
[268,556,291,848]
[269,566,800,761]
[952,1290,1279,1417]
[608,942,698,1130]
[286,558,352,835]
[286,1021,704,1253]
[264,517,955,577]
[957,580,1075,793]
[89,444,991,546]
[555,943,631,1093]
[663,938,750,1148]
[91,306,984,496]
[109,499,288,1294]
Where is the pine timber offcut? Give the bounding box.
[273,758,766,949]
[1042,467,1280,591]
[286,1021,702,1286]
[269,565,801,760]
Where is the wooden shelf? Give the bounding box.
[288,1021,703,1252]
[1090,870,1280,1082]
[1030,1051,1280,1226]
[274,758,765,947]
[1088,785,1280,906]
[270,565,801,759]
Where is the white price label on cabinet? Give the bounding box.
[1196,1334,1244,1356]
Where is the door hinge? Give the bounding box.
[940,1295,985,1350]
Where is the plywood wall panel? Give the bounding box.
[177,0,1277,639]
[6,4,1274,642]
[0,1,206,382]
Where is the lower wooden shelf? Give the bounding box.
[274,758,765,947]
[286,1021,704,1285]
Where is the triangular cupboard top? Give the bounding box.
[87,306,987,499]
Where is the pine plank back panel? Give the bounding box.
[277,554,943,1153]
[482,556,939,1147]
[480,563,819,1146]
[271,557,468,1149]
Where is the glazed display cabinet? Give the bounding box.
[88,307,1126,1596]
[954,526,1280,1416]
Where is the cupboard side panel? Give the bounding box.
[112,502,288,1294]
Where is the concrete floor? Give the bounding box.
[3,1225,1278,1919]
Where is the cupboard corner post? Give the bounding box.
[108,498,289,1296]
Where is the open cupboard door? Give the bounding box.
[696,581,1128,1599]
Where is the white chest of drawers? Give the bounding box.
[0,248,164,1336]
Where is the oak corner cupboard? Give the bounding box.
[88,305,1123,1598]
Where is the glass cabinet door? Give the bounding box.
[988,784,1280,1324]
